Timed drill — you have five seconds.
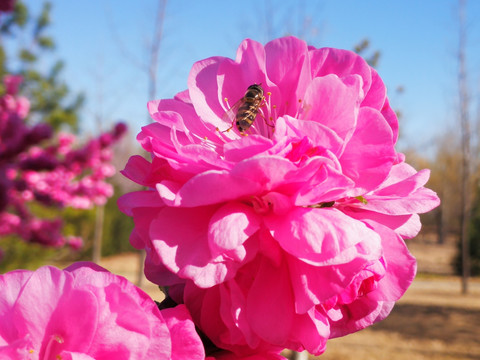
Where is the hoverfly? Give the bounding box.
[220,84,267,135]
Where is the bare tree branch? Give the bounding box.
[148,0,167,101]
[104,2,149,72]
[458,0,471,294]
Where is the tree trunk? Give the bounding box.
[92,205,105,263]
[458,0,471,294]
[291,351,309,360]
[436,206,445,244]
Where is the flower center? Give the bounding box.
[250,192,292,215]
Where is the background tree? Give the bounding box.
[0,0,84,131]
[0,1,131,271]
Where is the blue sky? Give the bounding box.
[24,0,480,154]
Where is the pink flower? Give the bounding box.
[0,0,15,13]
[4,75,23,96]
[0,262,205,360]
[119,36,440,355]
[66,236,83,250]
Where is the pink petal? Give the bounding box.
[42,288,98,356]
[288,244,381,313]
[375,168,431,196]
[329,299,395,338]
[363,221,417,302]
[276,115,344,155]
[380,97,399,143]
[167,170,263,207]
[149,97,218,142]
[265,207,381,266]
[294,161,355,206]
[224,135,274,163]
[57,353,96,360]
[117,190,164,249]
[120,155,152,187]
[265,37,311,117]
[340,107,396,193]
[117,190,163,217]
[246,256,329,355]
[217,39,268,112]
[144,249,184,287]
[0,269,33,325]
[301,74,361,141]
[344,207,422,239]
[188,56,225,126]
[11,267,69,347]
[162,305,205,360]
[230,156,297,190]
[246,256,295,346]
[150,205,249,287]
[208,202,261,256]
[309,47,372,99]
[361,68,399,143]
[365,187,440,215]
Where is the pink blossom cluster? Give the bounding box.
[0,0,15,13]
[0,263,286,359]
[0,75,127,249]
[0,263,206,360]
[119,36,440,356]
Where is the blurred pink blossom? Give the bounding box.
[0,262,205,360]
[65,236,83,250]
[0,0,15,13]
[0,75,127,249]
[119,36,440,355]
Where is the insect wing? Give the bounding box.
[221,98,243,126]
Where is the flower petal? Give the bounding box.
[301,74,361,141]
[266,207,381,266]
[162,305,205,360]
[208,202,261,256]
[340,107,396,193]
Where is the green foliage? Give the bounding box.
[0,1,27,34]
[101,184,136,257]
[0,236,56,273]
[19,48,36,62]
[0,201,98,272]
[354,38,381,68]
[0,0,83,132]
[37,35,55,49]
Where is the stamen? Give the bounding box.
[196,133,220,151]
[43,334,65,360]
[251,195,271,214]
[54,335,64,344]
[355,195,368,204]
[224,97,231,109]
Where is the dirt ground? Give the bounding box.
[97,236,480,360]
